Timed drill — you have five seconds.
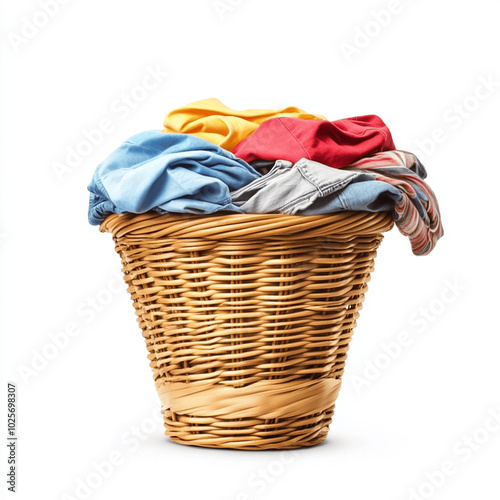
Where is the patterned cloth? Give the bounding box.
[344,150,443,256]
[231,150,443,256]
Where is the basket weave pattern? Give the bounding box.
[101,211,393,450]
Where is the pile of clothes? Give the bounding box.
[87,98,443,255]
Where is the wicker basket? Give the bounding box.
[100,211,393,450]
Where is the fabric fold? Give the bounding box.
[231,151,443,256]
[87,130,261,225]
[162,98,325,151]
[232,115,395,168]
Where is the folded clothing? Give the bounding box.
[231,151,443,256]
[87,131,261,225]
[162,98,325,151]
[232,115,395,168]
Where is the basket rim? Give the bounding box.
[100,211,394,240]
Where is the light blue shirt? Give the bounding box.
[87,131,261,225]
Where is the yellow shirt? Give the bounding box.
[162,98,325,151]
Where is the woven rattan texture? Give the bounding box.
[101,212,393,449]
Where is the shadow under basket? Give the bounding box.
[100,211,393,450]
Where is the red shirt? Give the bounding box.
[233,115,395,168]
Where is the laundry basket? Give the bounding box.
[100,210,393,450]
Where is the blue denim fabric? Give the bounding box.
[231,157,420,215]
[87,131,261,225]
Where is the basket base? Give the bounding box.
[162,406,335,450]
[155,376,342,450]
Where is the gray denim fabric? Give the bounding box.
[231,154,443,256]
[230,158,385,214]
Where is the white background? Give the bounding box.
[1,1,499,499]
